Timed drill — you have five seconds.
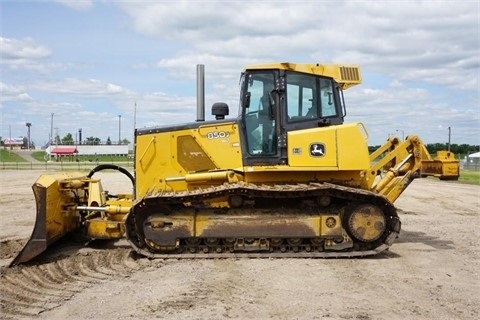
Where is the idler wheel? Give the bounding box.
[223,238,236,245]
[185,238,200,247]
[345,204,386,242]
[287,238,302,246]
[205,238,219,247]
[270,238,283,246]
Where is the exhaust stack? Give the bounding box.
[196,64,205,121]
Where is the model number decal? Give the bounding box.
[207,131,230,139]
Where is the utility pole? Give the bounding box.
[118,115,122,145]
[50,113,54,145]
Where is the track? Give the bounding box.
[118,244,392,259]
[126,182,401,259]
[0,240,154,319]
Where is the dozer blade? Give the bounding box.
[10,172,87,267]
[421,150,460,180]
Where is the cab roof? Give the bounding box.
[244,62,361,90]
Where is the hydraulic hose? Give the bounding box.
[87,164,135,187]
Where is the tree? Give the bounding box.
[121,138,130,145]
[86,136,101,145]
[425,143,479,156]
[106,136,112,145]
[61,133,74,145]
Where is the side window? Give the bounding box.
[287,83,300,117]
[287,73,316,122]
[320,79,337,117]
[284,72,343,129]
[247,79,264,113]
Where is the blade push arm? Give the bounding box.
[369,135,433,203]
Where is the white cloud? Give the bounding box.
[0,83,33,102]
[29,78,135,97]
[120,1,478,92]
[54,0,93,11]
[346,81,479,144]
[0,37,70,73]
[0,37,51,60]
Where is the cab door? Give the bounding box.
[241,70,283,166]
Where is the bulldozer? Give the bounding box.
[10,63,460,266]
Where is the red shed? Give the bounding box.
[51,147,78,155]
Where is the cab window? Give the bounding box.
[286,72,338,122]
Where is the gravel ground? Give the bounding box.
[0,170,479,320]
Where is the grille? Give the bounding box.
[339,66,360,81]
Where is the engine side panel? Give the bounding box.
[135,121,242,198]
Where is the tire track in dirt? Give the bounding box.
[0,246,152,319]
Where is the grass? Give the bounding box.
[31,151,47,161]
[0,149,27,162]
[459,170,480,185]
[74,154,132,162]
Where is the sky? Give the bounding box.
[1,0,479,148]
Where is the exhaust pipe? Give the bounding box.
[196,64,205,121]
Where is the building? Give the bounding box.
[46,145,129,157]
[2,138,24,149]
[464,151,480,170]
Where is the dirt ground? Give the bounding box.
[0,170,479,320]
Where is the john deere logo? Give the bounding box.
[309,143,325,157]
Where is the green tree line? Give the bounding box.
[53,133,130,146]
[368,143,479,156]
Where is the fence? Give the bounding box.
[0,161,134,171]
[462,162,480,170]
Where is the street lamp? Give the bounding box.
[396,129,404,141]
[26,122,32,150]
[118,115,121,145]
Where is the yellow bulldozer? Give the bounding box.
[10,63,460,266]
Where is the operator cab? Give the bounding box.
[239,67,345,166]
